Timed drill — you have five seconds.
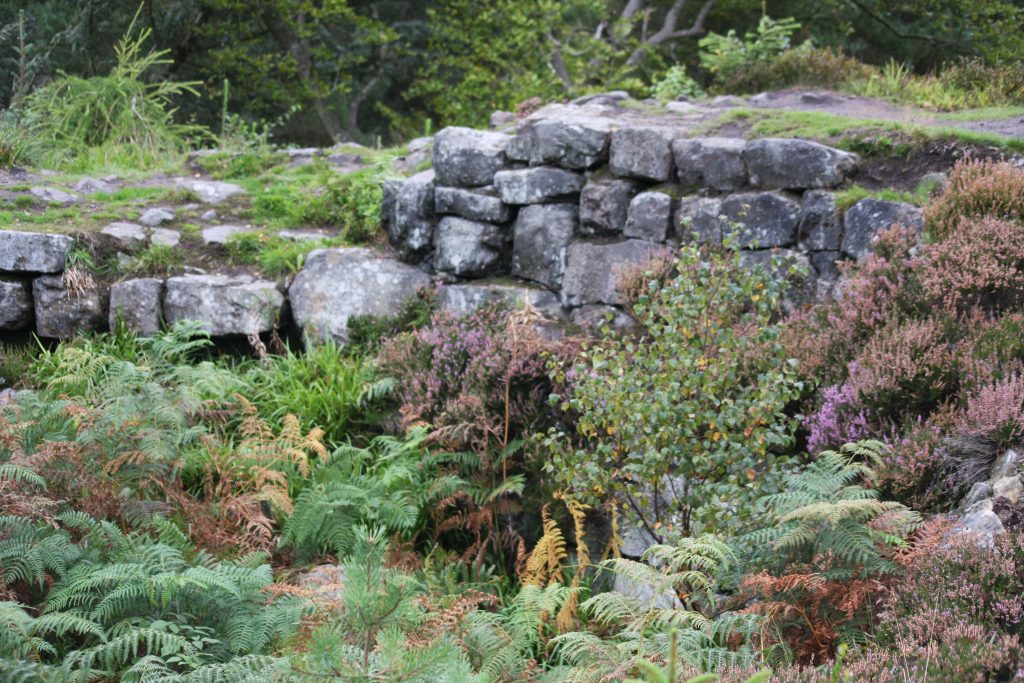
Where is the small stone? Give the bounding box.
[512,204,578,290]
[101,222,148,248]
[991,449,1020,482]
[434,186,511,223]
[571,91,630,106]
[0,279,32,330]
[624,192,674,243]
[73,177,114,194]
[139,207,175,227]
[201,224,255,246]
[961,482,994,512]
[711,95,746,108]
[434,217,508,278]
[432,126,511,187]
[609,127,677,182]
[955,498,1005,546]
[109,278,163,336]
[278,230,325,242]
[489,111,517,128]
[149,228,180,248]
[579,176,639,235]
[673,137,747,191]
[200,209,218,222]
[32,274,105,339]
[994,476,1023,505]
[30,187,80,205]
[665,101,700,115]
[0,231,74,274]
[494,167,584,205]
[175,178,246,204]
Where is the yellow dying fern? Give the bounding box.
[521,505,568,587]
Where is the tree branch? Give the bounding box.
[624,0,717,68]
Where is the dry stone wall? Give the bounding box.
[0,103,929,343]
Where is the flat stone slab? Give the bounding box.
[288,247,432,343]
[175,178,246,204]
[101,222,148,248]
[139,207,175,227]
[149,228,180,248]
[163,275,284,336]
[494,167,584,205]
[744,138,857,190]
[561,239,665,307]
[30,187,80,205]
[201,224,256,245]
[0,231,74,273]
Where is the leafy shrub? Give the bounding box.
[546,239,801,539]
[926,160,1024,240]
[699,16,803,93]
[650,65,704,102]
[24,15,203,170]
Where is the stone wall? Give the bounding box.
[0,103,929,343]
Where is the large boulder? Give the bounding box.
[382,170,436,261]
[0,279,32,330]
[175,178,246,204]
[32,275,105,339]
[163,275,284,336]
[494,167,584,205]
[673,137,747,191]
[677,197,724,244]
[289,248,432,343]
[0,231,74,273]
[437,282,563,319]
[432,126,512,187]
[562,239,665,307]
[518,116,613,169]
[609,127,677,182]
[433,217,507,278]
[744,139,857,190]
[624,191,674,243]
[512,204,578,290]
[579,176,639,235]
[798,190,842,251]
[109,278,163,336]
[434,186,511,223]
[841,198,924,259]
[720,192,801,248]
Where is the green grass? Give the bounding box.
[934,106,1024,122]
[833,180,938,211]
[703,108,1024,153]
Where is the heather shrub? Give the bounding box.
[784,225,920,385]
[955,371,1024,447]
[878,412,951,510]
[851,526,1024,682]
[921,216,1024,313]
[803,380,873,455]
[926,160,1024,240]
[846,316,964,418]
[377,304,573,450]
[546,239,802,539]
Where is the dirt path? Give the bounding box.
[749,89,1024,139]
